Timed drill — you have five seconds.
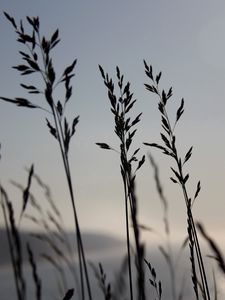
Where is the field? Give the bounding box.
[1,5,225,300]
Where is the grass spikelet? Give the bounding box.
[32,172,62,221]
[144,258,162,300]
[197,222,225,275]
[19,164,34,223]
[62,288,74,300]
[10,180,43,215]
[27,243,42,300]
[90,263,112,300]
[0,185,26,300]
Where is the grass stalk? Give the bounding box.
[51,100,85,299]
[0,186,26,300]
[1,13,92,300]
[148,153,176,299]
[97,65,146,300]
[123,177,134,300]
[1,190,22,300]
[143,60,210,299]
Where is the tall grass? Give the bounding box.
[1,12,225,300]
[11,170,78,296]
[0,166,40,300]
[97,66,145,300]
[142,61,215,299]
[0,12,91,300]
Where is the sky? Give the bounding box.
[0,0,225,253]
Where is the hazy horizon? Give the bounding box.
[1,226,225,299]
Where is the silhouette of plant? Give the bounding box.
[145,259,162,300]
[97,66,145,300]
[148,153,186,300]
[0,12,92,300]
[143,60,210,300]
[11,171,78,297]
[0,186,27,300]
[0,166,43,300]
[90,263,112,300]
[1,10,225,300]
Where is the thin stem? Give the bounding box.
[126,172,145,300]
[51,105,85,300]
[65,157,93,300]
[181,184,210,300]
[120,98,134,300]
[119,80,145,300]
[122,176,134,300]
[1,198,22,300]
[122,143,145,300]
[166,236,176,300]
[53,106,92,300]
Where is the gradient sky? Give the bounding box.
[0,0,225,250]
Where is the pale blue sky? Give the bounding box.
[0,0,225,247]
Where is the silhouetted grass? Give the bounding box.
[1,12,225,300]
[143,61,211,299]
[144,259,162,300]
[11,170,78,297]
[97,65,145,300]
[1,186,26,300]
[1,12,91,300]
[90,263,112,300]
[0,175,43,300]
[148,153,183,300]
